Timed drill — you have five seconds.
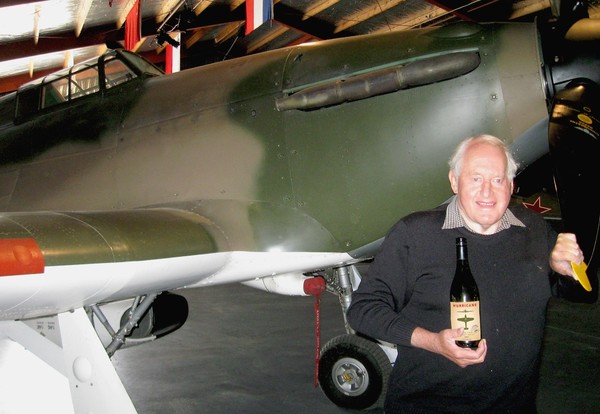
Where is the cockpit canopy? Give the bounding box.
[14,49,163,119]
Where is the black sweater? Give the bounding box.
[346,203,562,413]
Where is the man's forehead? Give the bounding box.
[464,145,507,169]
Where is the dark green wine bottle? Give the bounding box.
[450,237,481,349]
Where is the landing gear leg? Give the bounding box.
[317,265,392,410]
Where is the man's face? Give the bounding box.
[448,142,513,235]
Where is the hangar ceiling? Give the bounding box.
[0,0,598,94]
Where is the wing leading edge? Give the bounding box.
[0,207,353,320]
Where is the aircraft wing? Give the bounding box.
[0,208,353,320]
[0,207,351,413]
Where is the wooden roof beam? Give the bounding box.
[334,0,405,33]
[303,0,341,20]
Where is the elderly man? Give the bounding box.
[347,134,583,413]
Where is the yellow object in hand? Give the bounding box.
[571,261,592,292]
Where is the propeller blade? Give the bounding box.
[548,78,600,301]
[565,18,600,41]
[550,0,600,41]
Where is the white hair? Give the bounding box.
[448,134,519,180]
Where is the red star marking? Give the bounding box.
[522,196,552,214]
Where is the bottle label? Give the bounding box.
[450,301,481,341]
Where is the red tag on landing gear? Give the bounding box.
[0,238,44,276]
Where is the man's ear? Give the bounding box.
[449,171,458,194]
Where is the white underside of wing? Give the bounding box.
[0,250,353,320]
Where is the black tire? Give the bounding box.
[318,334,392,410]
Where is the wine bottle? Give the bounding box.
[449,237,481,349]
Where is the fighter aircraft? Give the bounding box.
[0,0,598,412]
[456,310,475,329]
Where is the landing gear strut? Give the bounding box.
[316,264,394,410]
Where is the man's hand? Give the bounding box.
[550,233,584,279]
[411,327,487,367]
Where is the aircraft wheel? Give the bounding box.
[318,334,391,410]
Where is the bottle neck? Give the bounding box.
[456,244,468,261]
